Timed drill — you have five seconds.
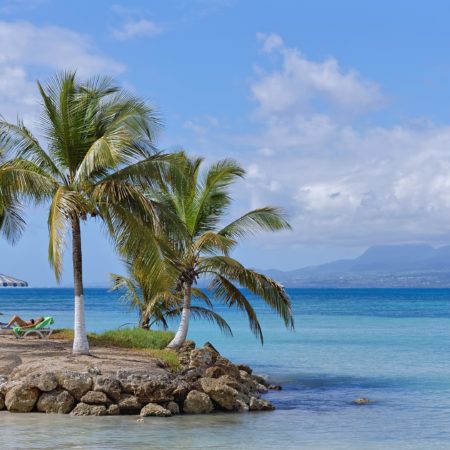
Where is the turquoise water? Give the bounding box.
[1,288,450,449]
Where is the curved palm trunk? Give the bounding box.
[167,283,191,349]
[72,216,90,355]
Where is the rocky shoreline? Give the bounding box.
[0,340,279,416]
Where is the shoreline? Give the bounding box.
[0,336,278,416]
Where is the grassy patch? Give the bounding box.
[52,328,179,371]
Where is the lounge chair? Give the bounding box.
[13,316,55,340]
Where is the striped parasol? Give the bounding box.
[0,274,28,287]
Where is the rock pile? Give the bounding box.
[0,341,279,416]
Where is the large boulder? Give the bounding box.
[37,389,75,414]
[23,372,58,392]
[106,404,120,415]
[249,396,274,411]
[117,370,175,404]
[80,391,111,405]
[165,401,180,415]
[5,384,40,412]
[70,403,107,416]
[183,390,214,414]
[199,377,239,411]
[56,371,92,400]
[93,376,122,402]
[140,403,172,417]
[118,393,142,414]
[189,346,218,369]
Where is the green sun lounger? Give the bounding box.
[13,316,55,340]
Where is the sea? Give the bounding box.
[0,288,449,450]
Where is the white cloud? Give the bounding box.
[112,19,163,41]
[252,33,384,116]
[185,34,450,249]
[0,21,124,122]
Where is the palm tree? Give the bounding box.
[0,72,171,355]
[110,264,232,334]
[141,154,295,349]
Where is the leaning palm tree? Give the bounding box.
[110,261,232,334]
[0,72,171,354]
[141,154,295,349]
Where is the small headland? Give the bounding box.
[0,329,279,416]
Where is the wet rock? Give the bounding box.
[140,403,172,417]
[251,374,267,385]
[268,384,282,391]
[166,401,180,415]
[93,375,122,402]
[70,403,107,416]
[0,393,4,411]
[37,389,75,414]
[183,390,214,414]
[55,371,92,400]
[118,393,142,414]
[255,383,268,394]
[236,399,250,412]
[249,396,275,411]
[199,377,239,411]
[352,397,371,405]
[80,390,110,405]
[106,404,120,415]
[5,384,40,412]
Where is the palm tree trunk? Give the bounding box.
[72,216,90,355]
[167,283,191,349]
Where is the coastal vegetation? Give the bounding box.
[0,71,294,354]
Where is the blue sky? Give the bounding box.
[1,0,450,286]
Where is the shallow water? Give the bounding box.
[1,288,450,449]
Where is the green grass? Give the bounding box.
[52,328,179,371]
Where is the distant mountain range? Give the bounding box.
[263,244,450,288]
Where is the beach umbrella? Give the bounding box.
[0,274,28,287]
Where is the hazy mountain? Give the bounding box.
[263,244,450,287]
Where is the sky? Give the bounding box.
[1,0,450,286]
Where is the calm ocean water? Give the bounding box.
[1,288,450,449]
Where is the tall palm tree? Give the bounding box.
[141,154,295,349]
[0,72,171,355]
[110,263,232,334]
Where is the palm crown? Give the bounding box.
[139,153,295,349]
[0,72,170,354]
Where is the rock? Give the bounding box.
[23,372,58,392]
[236,399,250,412]
[183,390,214,414]
[199,377,239,411]
[93,375,122,402]
[255,383,268,394]
[249,396,275,411]
[189,347,218,369]
[178,340,196,367]
[166,401,180,415]
[140,403,172,417]
[217,375,244,392]
[106,404,120,415]
[171,380,192,403]
[118,393,142,413]
[70,403,107,416]
[80,390,110,405]
[56,371,92,400]
[268,384,282,391]
[87,367,101,376]
[204,364,240,380]
[37,389,75,414]
[251,374,267,385]
[117,370,175,404]
[237,364,253,375]
[0,393,4,411]
[352,397,371,405]
[5,384,40,412]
